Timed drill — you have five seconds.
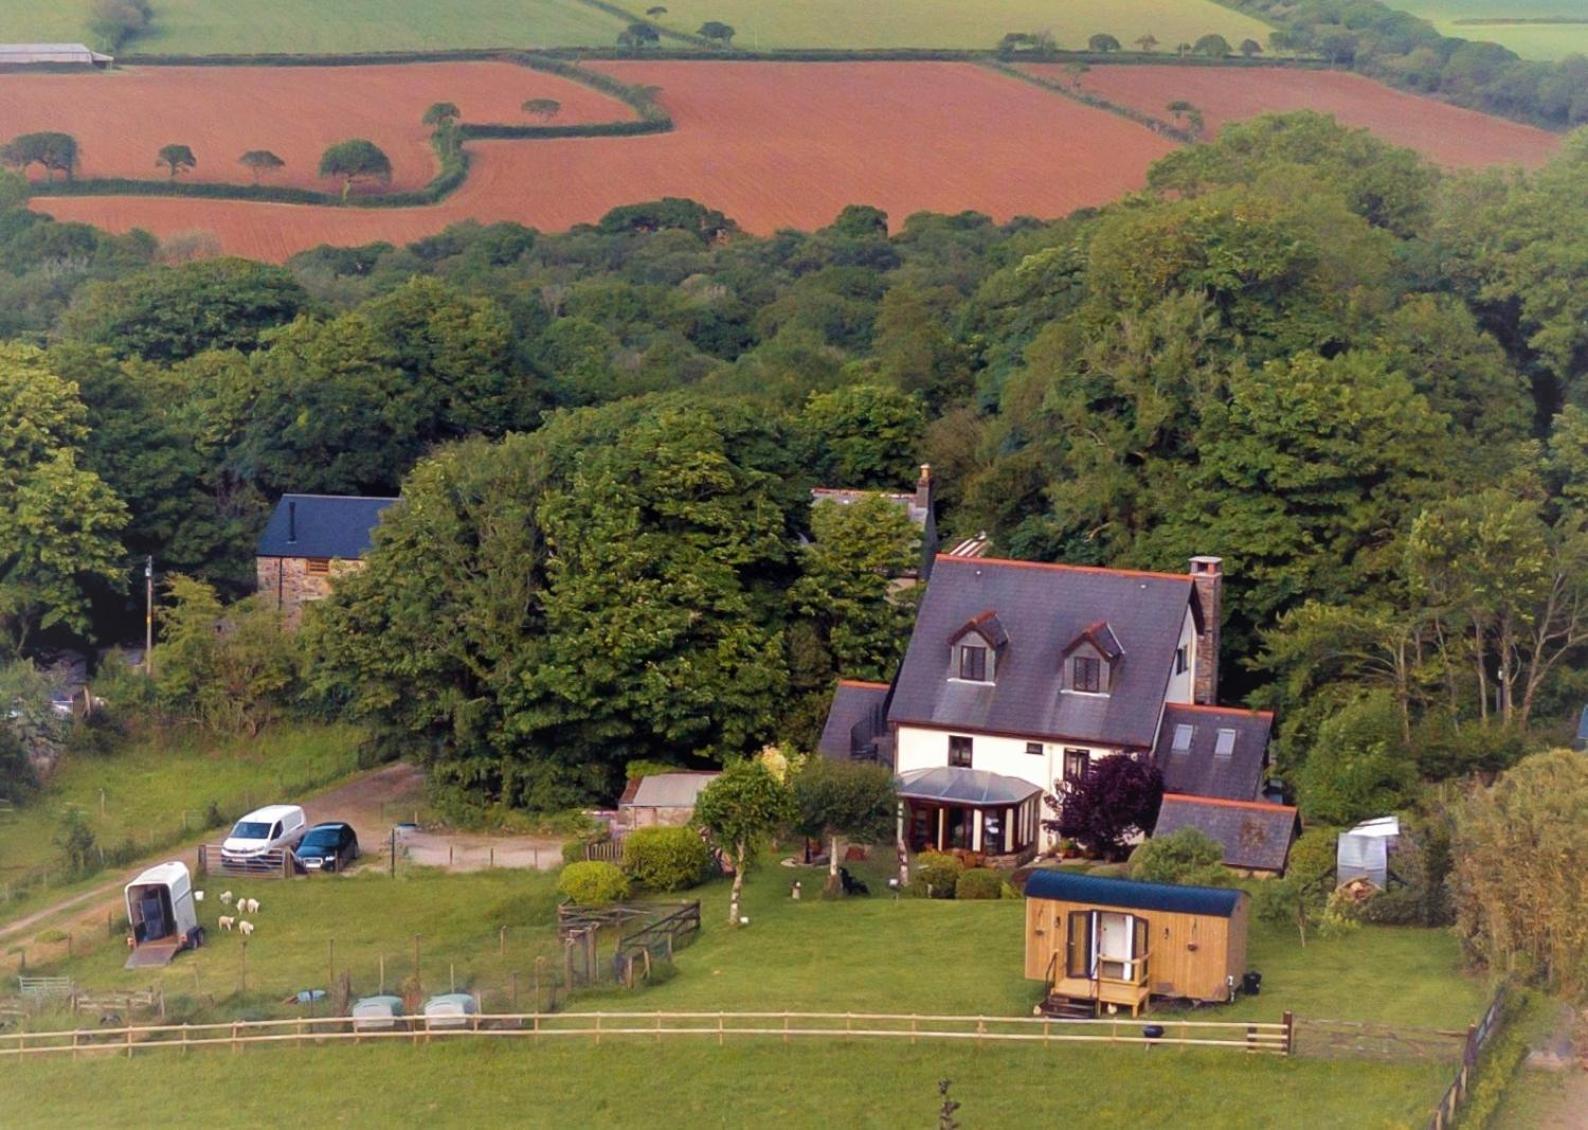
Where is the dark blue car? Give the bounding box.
[293,822,360,873]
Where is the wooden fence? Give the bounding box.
[0,1009,1292,1060]
[1426,986,1509,1130]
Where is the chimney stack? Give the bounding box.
[287,500,297,545]
[916,463,933,511]
[1189,556,1223,705]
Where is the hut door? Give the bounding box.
[1065,911,1096,979]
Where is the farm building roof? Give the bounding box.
[623,772,719,809]
[256,494,398,560]
[1023,869,1245,918]
[1152,703,1272,801]
[895,766,1042,807]
[818,680,891,760]
[887,556,1196,749]
[1152,794,1299,874]
[0,43,111,63]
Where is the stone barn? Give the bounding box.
[256,494,398,627]
[617,772,720,830]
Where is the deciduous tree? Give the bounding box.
[155,143,196,179]
[694,759,793,924]
[1045,755,1163,859]
[237,149,285,183]
[318,139,392,200]
[791,757,896,894]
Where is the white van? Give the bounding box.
[221,804,308,866]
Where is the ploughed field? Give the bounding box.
[0,62,634,192]
[30,61,1178,260]
[1029,63,1562,168]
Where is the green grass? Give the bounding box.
[0,1040,1454,1128]
[643,0,1273,51]
[8,854,1492,1125]
[0,0,629,55]
[0,723,363,895]
[1404,0,1588,61]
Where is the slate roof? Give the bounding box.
[810,488,931,528]
[818,681,891,760]
[1153,704,1272,801]
[887,556,1196,749]
[895,766,1042,806]
[1024,869,1245,917]
[625,772,719,809]
[1153,794,1299,873]
[256,495,398,560]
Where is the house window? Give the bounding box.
[305,558,332,576]
[1214,728,1237,758]
[949,735,973,768]
[957,644,988,682]
[1073,656,1101,693]
[1063,748,1088,782]
[1175,645,1188,675]
[1171,724,1194,755]
[1025,741,1043,757]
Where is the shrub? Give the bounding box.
[621,826,713,892]
[561,829,610,865]
[1129,827,1232,887]
[954,868,1004,900]
[557,861,629,906]
[913,851,963,898]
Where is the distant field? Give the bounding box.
[0,0,627,54]
[33,62,1176,259]
[0,63,631,192]
[1039,63,1561,167]
[1403,0,1588,60]
[647,0,1273,51]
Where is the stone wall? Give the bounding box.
[255,556,365,628]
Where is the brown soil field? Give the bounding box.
[1023,64,1560,169]
[0,62,632,192]
[31,62,1176,261]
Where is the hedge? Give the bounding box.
[986,61,1198,143]
[558,860,630,905]
[955,868,1005,900]
[621,826,713,892]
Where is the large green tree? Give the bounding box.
[694,759,792,925]
[0,344,127,654]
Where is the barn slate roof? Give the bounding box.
[1023,869,1245,917]
[256,494,398,560]
[818,681,891,760]
[887,556,1195,749]
[625,772,720,809]
[1152,704,1272,801]
[1153,794,1299,873]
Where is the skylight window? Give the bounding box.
[1171,724,1194,754]
[1214,728,1237,758]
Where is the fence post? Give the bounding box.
[718,1012,724,1047]
[1282,1011,1295,1057]
[389,828,396,877]
[125,1024,133,1059]
[196,844,207,880]
[784,1012,790,1044]
[596,1012,602,1046]
[282,850,292,880]
[499,926,506,956]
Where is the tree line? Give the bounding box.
[5,115,1588,831]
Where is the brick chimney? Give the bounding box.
[1189,556,1223,705]
[915,463,933,511]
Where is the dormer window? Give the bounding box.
[948,611,1006,684]
[1060,620,1121,696]
[1072,656,1101,693]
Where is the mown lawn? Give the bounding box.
[645,0,1272,51]
[0,723,363,900]
[8,851,1491,1125]
[1403,0,1588,61]
[0,0,628,54]
[0,1039,1452,1128]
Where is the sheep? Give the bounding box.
[217,916,235,932]
[219,891,233,906]
[242,897,259,914]
[238,920,254,937]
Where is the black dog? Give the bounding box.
[839,866,870,896]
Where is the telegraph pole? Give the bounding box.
[144,556,154,678]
